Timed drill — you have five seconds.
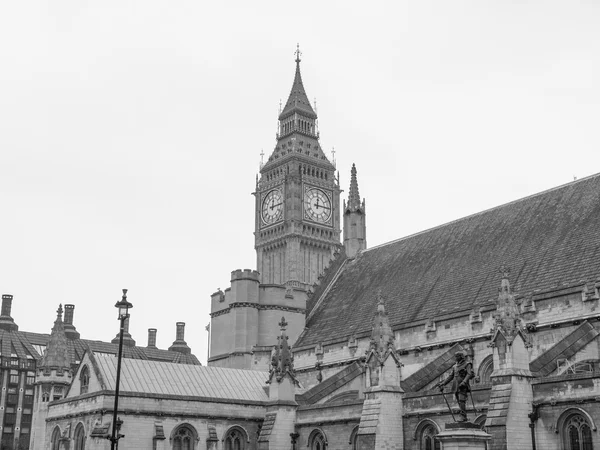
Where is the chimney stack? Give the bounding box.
[0,295,18,331]
[63,304,80,339]
[111,315,136,347]
[168,322,191,354]
[147,328,157,349]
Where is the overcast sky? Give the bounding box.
[1,1,599,364]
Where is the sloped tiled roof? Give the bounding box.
[93,354,269,402]
[297,173,600,348]
[1,329,201,367]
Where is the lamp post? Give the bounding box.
[107,289,133,450]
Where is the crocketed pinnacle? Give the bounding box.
[40,304,71,369]
[494,266,521,339]
[278,47,316,120]
[369,291,395,356]
[268,316,296,383]
[346,163,362,212]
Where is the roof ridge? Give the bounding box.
[365,172,600,254]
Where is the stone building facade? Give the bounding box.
[16,52,600,449]
[204,53,600,450]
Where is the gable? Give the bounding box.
[67,351,105,398]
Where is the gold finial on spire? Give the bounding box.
[295,43,302,64]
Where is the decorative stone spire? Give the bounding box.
[279,44,316,120]
[491,266,531,347]
[343,163,367,258]
[369,291,396,356]
[268,317,296,384]
[346,164,362,212]
[40,304,70,370]
[494,267,521,336]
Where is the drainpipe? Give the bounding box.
[528,404,540,450]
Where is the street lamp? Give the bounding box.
[107,289,133,450]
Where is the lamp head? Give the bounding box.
[114,288,133,319]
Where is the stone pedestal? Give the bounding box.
[435,423,491,450]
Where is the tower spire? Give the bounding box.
[343,164,367,258]
[278,45,316,121]
[346,163,361,212]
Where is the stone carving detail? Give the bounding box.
[491,266,532,347]
[364,291,402,386]
[267,317,298,384]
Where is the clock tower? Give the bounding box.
[254,49,341,288]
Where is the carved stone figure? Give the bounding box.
[436,351,474,422]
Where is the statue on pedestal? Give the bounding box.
[435,350,474,422]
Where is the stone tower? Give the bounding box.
[254,48,341,289]
[343,163,367,258]
[30,305,73,449]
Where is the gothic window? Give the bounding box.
[309,429,327,450]
[349,426,359,450]
[80,365,90,394]
[414,421,441,450]
[224,426,247,450]
[420,425,440,450]
[563,413,594,450]
[477,355,494,385]
[172,424,197,450]
[51,427,61,450]
[74,423,86,450]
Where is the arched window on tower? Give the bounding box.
[73,423,86,450]
[80,365,90,395]
[560,410,595,450]
[172,424,197,450]
[51,426,61,450]
[223,426,248,450]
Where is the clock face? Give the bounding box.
[261,189,283,225]
[304,187,332,223]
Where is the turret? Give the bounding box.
[343,164,367,258]
[30,305,73,449]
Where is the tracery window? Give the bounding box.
[224,426,247,450]
[172,424,196,450]
[477,355,494,385]
[563,414,594,450]
[80,365,90,394]
[420,424,440,450]
[74,423,86,450]
[349,426,359,450]
[50,426,61,450]
[309,430,327,450]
